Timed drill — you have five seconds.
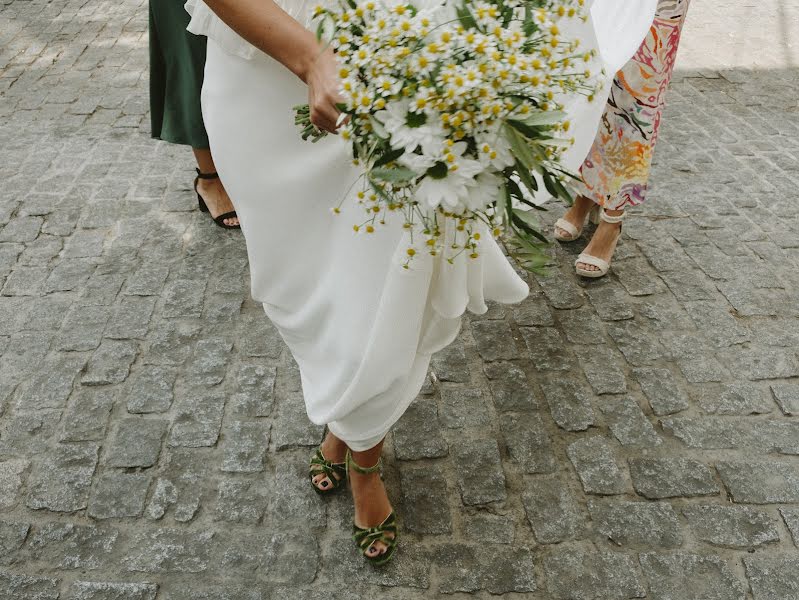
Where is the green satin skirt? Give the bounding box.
[149,0,209,149]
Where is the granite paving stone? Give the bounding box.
[88,471,152,519]
[567,436,627,495]
[26,443,99,512]
[540,377,595,431]
[24,522,120,570]
[66,581,159,600]
[220,421,271,473]
[82,339,138,385]
[125,366,176,414]
[168,389,226,448]
[392,398,448,460]
[3,1,798,597]
[0,458,30,511]
[499,412,556,473]
[640,553,747,600]
[0,571,60,600]
[599,396,662,447]
[696,382,775,414]
[633,367,690,415]
[744,556,799,600]
[105,417,167,468]
[228,362,275,417]
[770,382,799,415]
[213,478,269,524]
[588,500,682,549]
[452,438,507,505]
[683,505,780,549]
[522,475,588,544]
[629,457,719,499]
[60,387,116,442]
[483,361,538,411]
[0,521,30,567]
[399,465,452,534]
[780,508,799,547]
[717,460,799,503]
[542,546,646,600]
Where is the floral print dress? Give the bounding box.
[578,0,691,210]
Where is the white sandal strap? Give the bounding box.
[599,210,625,225]
[576,253,609,273]
[554,218,579,238]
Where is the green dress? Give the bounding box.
[149,0,209,149]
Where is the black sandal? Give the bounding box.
[194,169,240,229]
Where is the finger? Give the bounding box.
[315,104,341,134]
[310,109,334,134]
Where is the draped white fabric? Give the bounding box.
[557,0,658,173]
[192,0,655,449]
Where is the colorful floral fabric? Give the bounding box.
[577,0,691,210]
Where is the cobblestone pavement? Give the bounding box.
[1,0,799,598]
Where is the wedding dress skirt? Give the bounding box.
[190,0,656,450]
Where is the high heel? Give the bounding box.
[309,446,347,495]
[194,169,240,229]
[554,203,599,242]
[575,209,625,278]
[346,450,398,567]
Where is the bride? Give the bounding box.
[185,0,655,565]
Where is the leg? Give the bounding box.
[349,440,395,559]
[553,194,599,240]
[192,148,240,227]
[576,0,691,272]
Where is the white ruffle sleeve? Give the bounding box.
[184,0,325,59]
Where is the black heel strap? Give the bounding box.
[195,168,219,180]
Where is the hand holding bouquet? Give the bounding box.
[295,0,600,272]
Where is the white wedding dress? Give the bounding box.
[185,0,656,450]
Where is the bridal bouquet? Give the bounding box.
[295,0,599,271]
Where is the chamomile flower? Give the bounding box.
[375,99,445,154]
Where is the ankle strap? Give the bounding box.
[346,450,383,475]
[195,168,219,180]
[600,210,625,225]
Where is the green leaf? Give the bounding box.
[456,4,477,29]
[373,147,404,168]
[512,207,540,230]
[523,4,538,36]
[370,167,417,183]
[541,169,559,199]
[506,178,524,202]
[541,169,572,202]
[504,125,535,172]
[506,119,545,141]
[514,160,538,195]
[511,213,548,243]
[521,111,567,127]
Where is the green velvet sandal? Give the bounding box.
[309,447,347,495]
[347,450,399,566]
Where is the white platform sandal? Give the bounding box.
[553,204,600,242]
[575,209,625,278]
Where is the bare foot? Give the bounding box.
[349,449,395,559]
[311,431,348,492]
[554,195,596,239]
[576,218,623,272]
[196,177,239,227]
